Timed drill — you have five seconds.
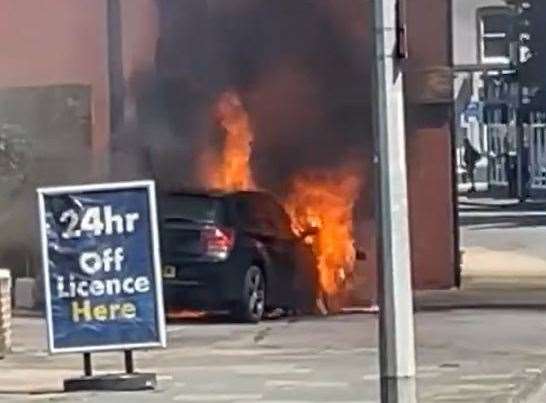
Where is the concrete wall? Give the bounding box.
[0,0,160,153]
[120,0,159,81]
[0,0,161,279]
[405,0,457,289]
[0,0,110,153]
[452,0,507,66]
[0,0,458,295]
[119,0,160,122]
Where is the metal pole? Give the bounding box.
[372,0,416,381]
[516,78,526,202]
[124,350,135,374]
[512,13,526,203]
[107,0,124,134]
[83,353,93,377]
[516,107,524,202]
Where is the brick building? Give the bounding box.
[0,0,457,301]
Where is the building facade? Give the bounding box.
[452,0,517,190]
[0,0,158,279]
[452,0,546,196]
[0,0,457,302]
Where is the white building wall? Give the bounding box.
[453,0,509,187]
[452,0,507,66]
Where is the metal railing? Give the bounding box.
[486,123,516,186]
[527,123,546,189]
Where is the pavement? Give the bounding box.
[3,310,546,403]
[2,194,546,402]
[458,195,546,288]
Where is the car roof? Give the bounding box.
[167,188,283,205]
[167,188,228,198]
[229,190,285,207]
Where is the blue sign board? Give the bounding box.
[464,101,483,122]
[38,181,166,354]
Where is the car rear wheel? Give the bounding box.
[233,265,266,323]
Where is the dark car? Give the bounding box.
[159,190,319,323]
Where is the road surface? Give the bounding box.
[2,310,546,402]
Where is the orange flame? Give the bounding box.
[284,169,360,296]
[199,90,361,300]
[202,91,255,191]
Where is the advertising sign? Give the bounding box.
[37,181,166,353]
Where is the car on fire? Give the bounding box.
[159,189,319,323]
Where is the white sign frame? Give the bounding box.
[37,180,167,354]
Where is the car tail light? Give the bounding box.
[201,226,235,260]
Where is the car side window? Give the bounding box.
[278,209,294,238]
[236,198,271,234]
[262,198,294,239]
[235,195,294,239]
[257,199,280,236]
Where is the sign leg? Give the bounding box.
[83,353,93,377]
[124,350,134,374]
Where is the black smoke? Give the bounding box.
[140,0,374,199]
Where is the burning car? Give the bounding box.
[160,91,365,319]
[160,189,319,323]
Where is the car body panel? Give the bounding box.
[159,190,318,314]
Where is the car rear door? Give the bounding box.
[256,196,299,307]
[262,198,318,310]
[235,195,294,307]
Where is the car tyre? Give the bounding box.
[233,265,266,323]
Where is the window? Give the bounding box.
[261,199,293,239]
[235,194,293,238]
[477,7,513,65]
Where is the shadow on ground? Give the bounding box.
[459,215,546,229]
[458,197,546,229]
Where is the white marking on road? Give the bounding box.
[321,347,377,355]
[432,395,483,402]
[459,374,513,381]
[460,211,546,218]
[170,364,312,375]
[458,383,516,392]
[234,365,312,375]
[210,348,313,356]
[417,371,441,379]
[417,365,439,371]
[173,393,263,401]
[268,354,323,361]
[244,401,374,403]
[266,379,349,388]
[27,394,66,400]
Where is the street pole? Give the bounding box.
[516,85,525,203]
[107,0,124,135]
[372,0,416,384]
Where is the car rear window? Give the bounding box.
[161,194,224,224]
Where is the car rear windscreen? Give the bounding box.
[161,194,224,224]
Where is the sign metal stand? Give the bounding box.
[64,350,156,392]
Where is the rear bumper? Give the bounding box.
[162,259,246,310]
[163,281,228,310]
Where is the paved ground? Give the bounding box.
[3,194,546,402]
[2,311,546,402]
[459,196,546,288]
